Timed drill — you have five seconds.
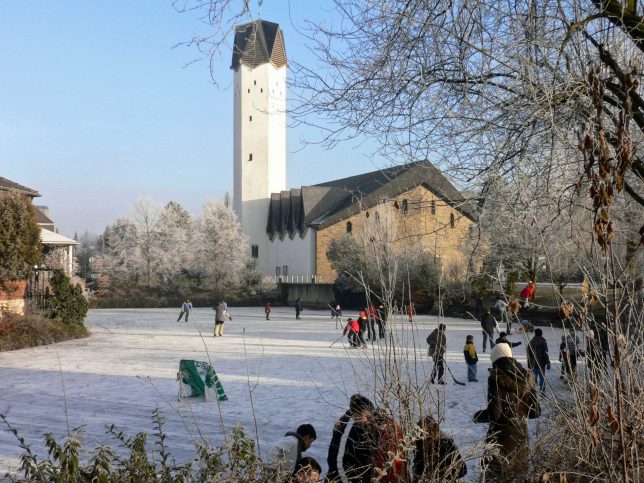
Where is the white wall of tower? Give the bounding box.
[233,62,286,274]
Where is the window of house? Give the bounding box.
[261,88,263,93]
[249,116,253,121]
[251,245,258,258]
[248,153,253,161]
[276,266,281,276]
[431,200,436,215]
[247,88,250,93]
[402,199,409,215]
[254,80,257,85]
[282,265,288,276]
[450,213,455,228]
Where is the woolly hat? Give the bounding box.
[490,343,513,364]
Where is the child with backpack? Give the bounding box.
[463,335,479,382]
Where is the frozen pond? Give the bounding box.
[0,307,574,479]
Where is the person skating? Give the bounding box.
[326,394,377,483]
[264,302,271,320]
[413,415,466,482]
[473,344,541,481]
[295,297,303,320]
[527,328,550,393]
[406,303,415,322]
[343,318,361,348]
[495,331,522,348]
[494,295,511,333]
[366,305,378,341]
[356,310,368,347]
[566,328,583,377]
[267,424,317,477]
[214,301,227,336]
[177,298,192,322]
[463,334,479,382]
[559,335,569,379]
[480,308,497,352]
[520,281,535,308]
[427,324,447,384]
[376,304,386,339]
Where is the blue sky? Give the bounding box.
[1,1,381,235]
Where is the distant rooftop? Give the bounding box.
[0,176,40,197]
[231,20,287,70]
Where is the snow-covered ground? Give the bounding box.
[0,307,576,479]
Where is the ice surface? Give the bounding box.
[0,307,575,479]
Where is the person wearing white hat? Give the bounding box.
[474,342,540,480]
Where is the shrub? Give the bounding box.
[49,271,88,330]
[0,313,87,351]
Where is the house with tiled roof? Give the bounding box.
[231,20,476,287]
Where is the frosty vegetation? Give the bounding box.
[95,197,274,306]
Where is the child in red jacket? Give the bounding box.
[343,318,361,348]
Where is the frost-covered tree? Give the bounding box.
[156,201,193,288]
[130,197,162,286]
[193,199,246,294]
[100,218,138,280]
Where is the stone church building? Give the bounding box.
[231,20,476,287]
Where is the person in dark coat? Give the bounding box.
[413,415,466,482]
[295,298,303,319]
[326,394,377,483]
[376,304,387,339]
[427,324,447,384]
[480,309,497,352]
[566,328,583,376]
[495,332,522,348]
[473,344,541,481]
[527,328,550,393]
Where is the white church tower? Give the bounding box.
[231,20,287,273]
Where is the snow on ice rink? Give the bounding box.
[0,307,576,479]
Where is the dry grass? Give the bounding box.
[0,312,88,352]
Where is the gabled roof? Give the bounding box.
[35,209,55,228]
[266,160,478,239]
[231,20,287,70]
[313,160,478,228]
[0,176,40,197]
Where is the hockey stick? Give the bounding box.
[446,363,466,386]
[329,327,347,348]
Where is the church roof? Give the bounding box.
[0,176,40,197]
[266,160,478,239]
[231,20,287,70]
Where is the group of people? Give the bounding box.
[268,394,468,482]
[269,339,543,483]
[343,306,388,348]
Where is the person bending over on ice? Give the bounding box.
[473,344,541,481]
[267,424,317,478]
[413,415,466,482]
[343,318,361,348]
[326,394,377,483]
[427,324,447,384]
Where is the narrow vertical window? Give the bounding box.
[276,266,281,276]
[249,116,252,121]
[346,221,352,234]
[402,199,409,215]
[375,212,380,223]
[248,153,253,161]
[260,88,263,93]
[431,200,436,215]
[251,245,258,258]
[254,80,257,85]
[282,265,288,276]
[450,213,455,228]
[247,89,250,93]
